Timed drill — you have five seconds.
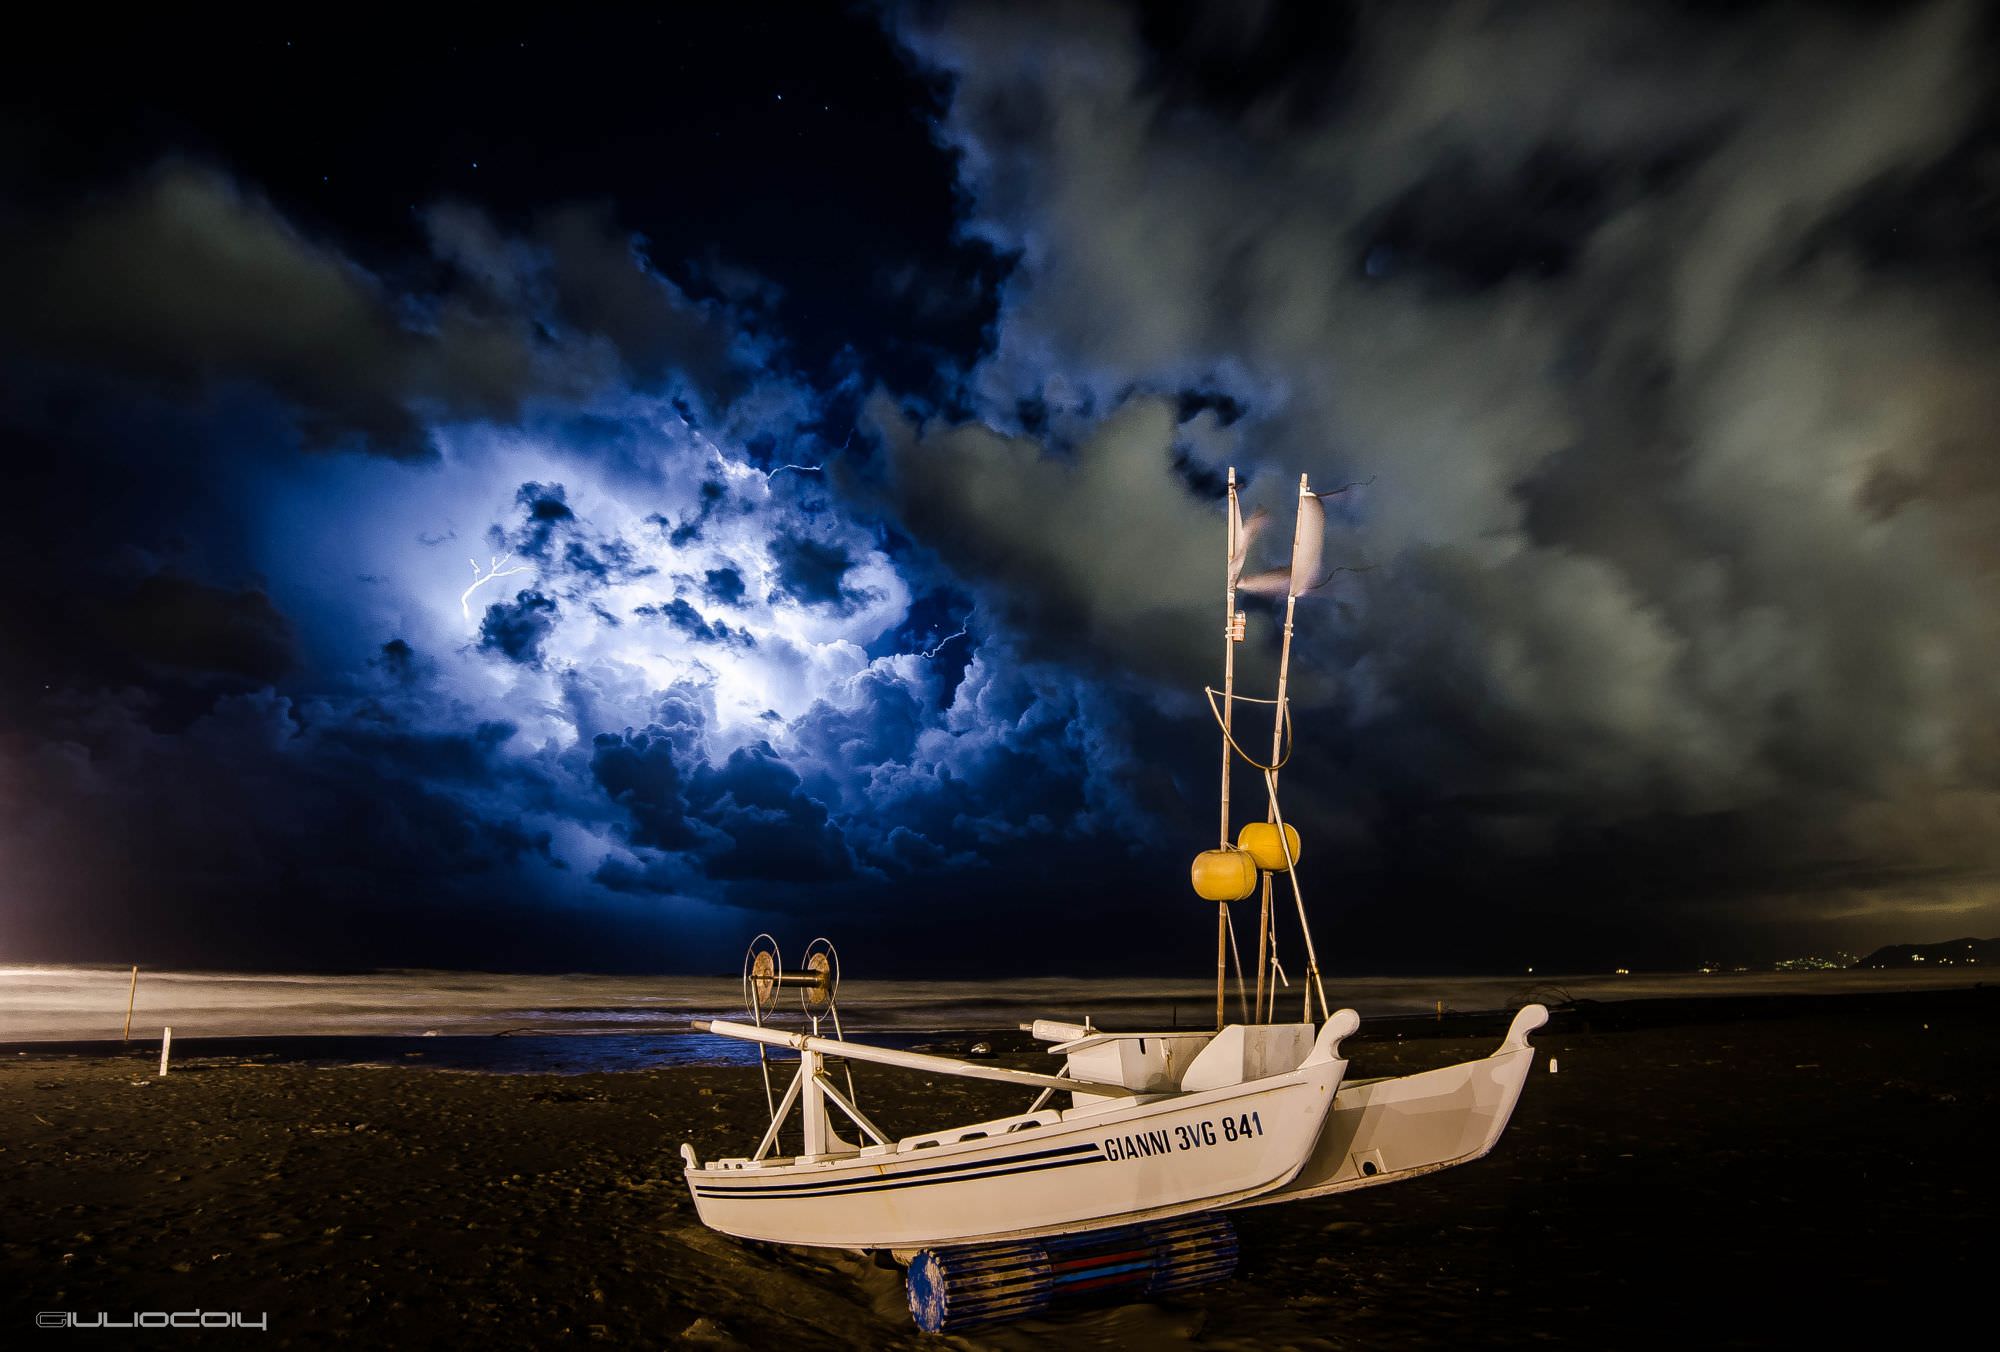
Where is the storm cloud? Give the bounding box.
[0,164,754,459]
[4,4,1995,974]
[889,0,2000,950]
[0,167,1152,971]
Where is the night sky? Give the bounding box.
[3,3,1997,977]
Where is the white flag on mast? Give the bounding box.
[1228,500,1268,590]
[1235,492,1325,597]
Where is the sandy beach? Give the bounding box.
[3,985,1992,1347]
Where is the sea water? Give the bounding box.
[0,964,1977,1072]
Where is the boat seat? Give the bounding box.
[1048,1031,1215,1093]
[1178,1023,1317,1092]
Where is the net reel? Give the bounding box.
[743,933,784,1025]
[736,934,855,1153]
[739,934,842,1029]
[799,936,840,1024]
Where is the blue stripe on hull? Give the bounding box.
[692,1142,1105,1199]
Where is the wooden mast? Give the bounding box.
[1263,474,1309,1020]
[1216,467,1240,1031]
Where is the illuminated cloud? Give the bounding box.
[5,4,1997,972]
[0,163,1149,969]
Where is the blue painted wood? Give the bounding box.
[904,1213,1239,1332]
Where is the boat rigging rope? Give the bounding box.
[828,1000,859,1113]
[1224,906,1250,1023]
[1262,766,1330,1022]
[744,935,780,1135]
[1202,686,1329,1023]
[1204,687,1294,772]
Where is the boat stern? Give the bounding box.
[1232,1001,1548,1208]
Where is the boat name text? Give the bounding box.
[1103,1112,1264,1162]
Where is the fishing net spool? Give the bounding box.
[742,934,784,1025]
[799,937,840,1021]
[738,935,841,1024]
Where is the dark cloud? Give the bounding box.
[0,166,508,457]
[589,723,706,853]
[687,744,855,883]
[1357,147,1615,291]
[633,598,754,649]
[891,0,2000,945]
[0,15,1207,976]
[539,204,755,404]
[589,723,853,887]
[769,536,859,608]
[656,480,733,547]
[504,482,577,558]
[97,573,296,683]
[477,590,560,666]
[0,165,764,460]
[0,687,574,970]
[323,718,520,787]
[5,2,1994,977]
[374,638,421,684]
[702,566,746,606]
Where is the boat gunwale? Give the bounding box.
[684,1051,1343,1187]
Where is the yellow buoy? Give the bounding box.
[1191,848,1258,902]
[1237,821,1303,872]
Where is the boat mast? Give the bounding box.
[1211,470,1330,1025]
[1273,474,1332,1021]
[1264,475,1310,1021]
[1216,467,1241,1031]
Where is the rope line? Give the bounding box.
[1224,907,1250,1023]
[1204,687,1294,772]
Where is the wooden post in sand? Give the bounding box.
[159,1027,173,1077]
[122,965,139,1043]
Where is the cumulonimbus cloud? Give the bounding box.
[888,0,2000,945]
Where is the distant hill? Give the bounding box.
[1855,937,1998,970]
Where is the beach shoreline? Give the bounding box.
[4,984,1992,1347]
[2,963,1977,1043]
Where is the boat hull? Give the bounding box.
[685,1053,1345,1249]
[1231,1003,1546,1207]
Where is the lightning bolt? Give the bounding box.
[460,554,534,623]
[920,627,968,659]
[764,432,848,479]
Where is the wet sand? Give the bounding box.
[3,986,1992,1348]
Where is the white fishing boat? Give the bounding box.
[681,1004,1356,1250]
[680,472,1547,1327]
